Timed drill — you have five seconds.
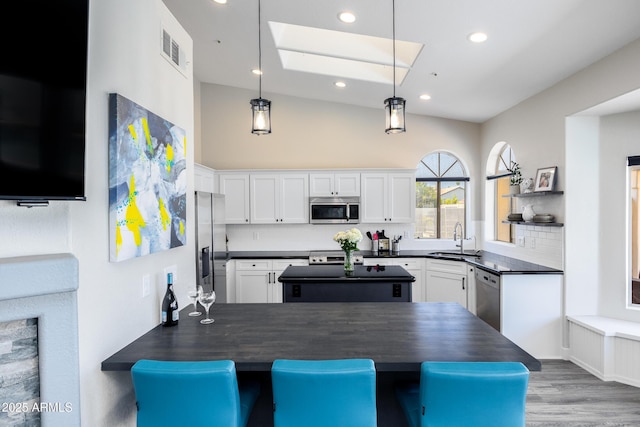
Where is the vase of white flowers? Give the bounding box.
[333,228,363,274]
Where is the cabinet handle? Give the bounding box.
[462,277,466,290]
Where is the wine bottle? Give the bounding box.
[161,272,179,326]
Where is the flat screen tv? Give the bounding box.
[0,0,88,202]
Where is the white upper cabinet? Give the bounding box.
[309,172,360,197]
[361,171,415,223]
[218,173,250,224]
[194,163,215,193]
[250,173,309,224]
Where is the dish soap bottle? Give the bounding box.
[161,272,179,326]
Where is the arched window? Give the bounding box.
[415,152,468,239]
[489,144,517,243]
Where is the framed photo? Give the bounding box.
[534,166,557,192]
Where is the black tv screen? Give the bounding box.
[0,0,88,201]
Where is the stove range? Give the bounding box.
[309,250,364,265]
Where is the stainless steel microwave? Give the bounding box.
[310,197,360,224]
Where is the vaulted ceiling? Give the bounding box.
[163,0,640,123]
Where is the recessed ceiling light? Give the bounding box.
[212,0,227,4]
[252,68,263,75]
[338,11,356,23]
[468,32,488,43]
[419,94,431,100]
[334,81,346,88]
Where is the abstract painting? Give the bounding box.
[108,93,187,262]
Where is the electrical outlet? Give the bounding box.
[253,232,260,240]
[517,236,525,247]
[530,237,536,249]
[403,231,409,239]
[142,274,151,297]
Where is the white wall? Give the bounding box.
[0,1,194,425]
[598,111,640,319]
[483,38,640,325]
[200,83,484,223]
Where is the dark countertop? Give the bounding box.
[278,264,415,282]
[221,250,563,275]
[102,302,540,372]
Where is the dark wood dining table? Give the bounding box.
[102,302,540,426]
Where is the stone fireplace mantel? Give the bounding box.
[0,253,80,426]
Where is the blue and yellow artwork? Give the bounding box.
[108,93,187,262]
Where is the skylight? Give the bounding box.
[268,21,423,85]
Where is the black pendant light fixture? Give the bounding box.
[251,0,271,135]
[384,0,406,134]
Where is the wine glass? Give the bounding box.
[187,285,203,317]
[199,290,216,324]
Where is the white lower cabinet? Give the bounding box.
[235,259,308,303]
[364,258,424,302]
[501,273,563,358]
[466,264,476,315]
[425,259,468,308]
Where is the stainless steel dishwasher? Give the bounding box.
[475,267,501,331]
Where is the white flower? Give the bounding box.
[333,228,362,252]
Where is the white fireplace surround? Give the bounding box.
[0,253,80,426]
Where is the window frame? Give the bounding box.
[488,145,517,244]
[628,156,640,306]
[415,152,469,240]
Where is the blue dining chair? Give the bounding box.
[395,361,530,427]
[271,358,377,427]
[131,359,260,427]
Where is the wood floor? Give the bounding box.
[247,359,640,427]
[527,360,640,426]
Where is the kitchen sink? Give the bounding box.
[429,251,482,259]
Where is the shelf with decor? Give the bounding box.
[502,191,564,198]
[502,220,564,227]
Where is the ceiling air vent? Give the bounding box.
[161,27,188,77]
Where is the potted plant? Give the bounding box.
[507,161,522,194]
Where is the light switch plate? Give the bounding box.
[142,274,151,297]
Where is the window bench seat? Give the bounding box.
[567,315,640,388]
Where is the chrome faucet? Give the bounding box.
[453,222,464,254]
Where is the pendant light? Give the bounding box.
[251,0,271,135]
[384,0,406,134]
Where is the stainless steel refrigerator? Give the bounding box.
[195,191,227,302]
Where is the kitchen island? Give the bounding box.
[278,264,414,302]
